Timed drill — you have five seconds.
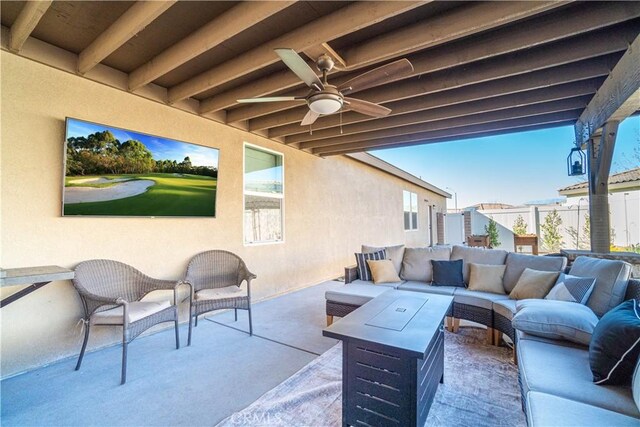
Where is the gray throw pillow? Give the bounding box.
[362,244,405,274]
[400,246,451,282]
[503,252,567,293]
[450,245,507,284]
[512,299,599,346]
[545,273,596,305]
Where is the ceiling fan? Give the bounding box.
[237,48,414,126]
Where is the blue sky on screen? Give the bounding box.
[373,117,639,209]
[66,118,219,167]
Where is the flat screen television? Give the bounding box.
[62,118,219,217]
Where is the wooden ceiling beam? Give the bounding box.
[291,86,598,146]
[224,2,639,123]
[271,73,607,139]
[9,0,52,52]
[303,43,347,69]
[315,111,581,156]
[201,0,566,115]
[167,1,424,104]
[575,34,640,144]
[302,98,588,151]
[249,22,632,133]
[77,1,176,75]
[128,1,294,91]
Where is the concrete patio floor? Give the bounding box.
[1,281,342,426]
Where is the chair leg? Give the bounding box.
[75,322,90,371]
[121,340,128,385]
[174,318,180,350]
[445,316,453,332]
[188,313,193,347]
[494,329,502,346]
[195,314,198,327]
[327,315,334,326]
[234,308,238,322]
[248,306,253,336]
[452,318,460,333]
[486,327,495,345]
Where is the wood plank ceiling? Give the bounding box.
[2,1,639,156]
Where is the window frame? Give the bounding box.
[403,190,419,231]
[243,142,285,246]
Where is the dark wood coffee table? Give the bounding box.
[323,290,453,427]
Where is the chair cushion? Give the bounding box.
[196,286,247,301]
[569,256,632,317]
[92,300,171,325]
[590,299,640,385]
[397,281,458,296]
[512,299,598,346]
[526,392,640,427]
[399,246,450,282]
[517,338,639,417]
[509,268,559,300]
[503,253,567,293]
[325,283,391,306]
[453,288,509,310]
[468,263,507,294]
[546,273,596,304]
[431,259,465,287]
[355,250,386,282]
[493,299,517,321]
[362,244,405,274]
[366,259,401,284]
[450,245,507,284]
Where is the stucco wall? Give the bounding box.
[0,52,446,378]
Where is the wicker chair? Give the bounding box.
[184,250,256,345]
[72,259,184,384]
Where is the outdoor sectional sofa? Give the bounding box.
[325,244,640,425]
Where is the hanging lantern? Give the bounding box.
[567,145,586,176]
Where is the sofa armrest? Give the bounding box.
[345,265,358,284]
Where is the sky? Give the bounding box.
[373,116,639,209]
[66,118,219,167]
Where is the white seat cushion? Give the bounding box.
[325,283,391,306]
[454,288,510,310]
[493,299,517,320]
[92,300,171,325]
[196,286,247,301]
[348,279,401,289]
[398,281,458,296]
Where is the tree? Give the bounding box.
[541,209,564,252]
[513,215,528,235]
[484,218,500,248]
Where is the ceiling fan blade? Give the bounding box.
[344,97,391,117]
[237,96,305,103]
[301,110,320,126]
[338,59,414,94]
[275,48,324,90]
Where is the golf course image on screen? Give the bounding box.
[63,118,219,217]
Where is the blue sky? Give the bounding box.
[374,116,639,209]
[66,118,219,167]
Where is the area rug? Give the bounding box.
[216,328,525,427]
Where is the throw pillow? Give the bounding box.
[468,263,507,294]
[590,300,640,386]
[509,268,559,300]
[512,299,599,346]
[366,259,401,284]
[431,259,465,287]
[355,250,386,282]
[362,244,405,274]
[545,273,596,305]
[400,246,451,282]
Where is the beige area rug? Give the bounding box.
[217,328,525,427]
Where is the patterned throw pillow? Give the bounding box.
[546,273,596,304]
[355,250,386,281]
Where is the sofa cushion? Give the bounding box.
[468,263,506,294]
[503,253,567,293]
[512,299,598,346]
[493,299,517,321]
[355,250,386,282]
[546,273,596,305]
[399,246,450,282]
[366,259,401,284]
[590,299,640,385]
[526,392,640,427]
[431,259,465,287]
[450,245,507,284]
[347,279,401,289]
[398,281,458,296]
[569,256,632,317]
[325,283,391,306]
[517,338,639,417]
[92,300,171,325]
[509,268,559,300]
[453,288,509,310]
[362,244,405,274]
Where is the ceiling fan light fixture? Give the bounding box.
[308,94,343,114]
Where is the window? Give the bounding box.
[244,144,284,244]
[403,190,418,231]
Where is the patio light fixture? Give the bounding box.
[567,143,586,176]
